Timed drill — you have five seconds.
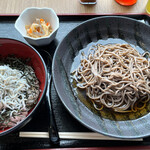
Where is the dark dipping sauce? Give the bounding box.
[70,38,150,121]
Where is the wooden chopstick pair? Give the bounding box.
[19,132,143,141]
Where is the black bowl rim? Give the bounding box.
[52,16,150,139]
[0,38,48,136]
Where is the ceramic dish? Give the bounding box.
[15,7,59,46]
[52,16,150,139]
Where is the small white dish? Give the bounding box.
[15,7,59,46]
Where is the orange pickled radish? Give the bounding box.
[40,18,44,23]
[46,22,50,26]
[28,28,32,34]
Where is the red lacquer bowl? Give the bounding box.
[0,38,47,136]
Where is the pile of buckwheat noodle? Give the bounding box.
[74,43,150,113]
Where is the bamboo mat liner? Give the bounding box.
[0,0,148,15]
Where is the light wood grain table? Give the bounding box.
[0,0,148,15]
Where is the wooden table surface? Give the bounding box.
[0,0,149,15]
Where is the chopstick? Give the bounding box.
[42,50,60,145]
[19,132,143,141]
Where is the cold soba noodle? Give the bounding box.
[0,56,40,129]
[73,44,150,113]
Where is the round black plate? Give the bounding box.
[52,16,150,139]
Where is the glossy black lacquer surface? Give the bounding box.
[0,15,150,149]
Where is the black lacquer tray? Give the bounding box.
[0,14,150,150]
